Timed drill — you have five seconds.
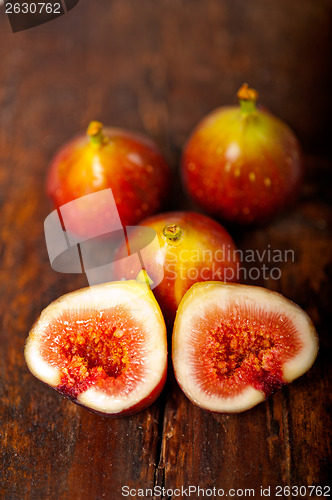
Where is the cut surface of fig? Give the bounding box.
[172,282,318,413]
[25,281,167,416]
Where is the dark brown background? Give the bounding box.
[0,1,331,499]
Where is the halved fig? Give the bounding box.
[25,281,167,416]
[172,282,318,413]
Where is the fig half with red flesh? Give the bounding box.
[25,281,167,416]
[172,282,318,413]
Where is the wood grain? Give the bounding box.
[0,1,331,498]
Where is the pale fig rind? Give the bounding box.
[25,280,167,416]
[172,282,318,413]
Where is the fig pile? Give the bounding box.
[24,86,318,415]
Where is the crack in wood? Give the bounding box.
[153,391,167,500]
[282,387,292,486]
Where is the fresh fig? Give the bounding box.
[25,281,167,416]
[172,282,318,413]
[47,121,171,237]
[181,84,303,224]
[112,211,240,329]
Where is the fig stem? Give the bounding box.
[237,83,258,114]
[136,269,154,288]
[87,121,105,147]
[162,224,183,246]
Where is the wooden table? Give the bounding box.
[0,1,331,498]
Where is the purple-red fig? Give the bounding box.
[182,84,303,224]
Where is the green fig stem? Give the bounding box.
[87,121,105,147]
[136,269,154,288]
[237,83,258,114]
[162,224,183,246]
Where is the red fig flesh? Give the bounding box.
[25,281,167,416]
[172,282,318,413]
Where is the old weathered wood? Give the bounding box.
[0,1,331,498]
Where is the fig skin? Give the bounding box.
[181,84,303,224]
[47,121,171,238]
[24,280,167,417]
[112,211,240,329]
[172,281,319,413]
